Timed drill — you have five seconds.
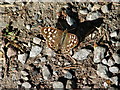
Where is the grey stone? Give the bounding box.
[53,81,64,90]
[63,70,72,79]
[102,59,108,65]
[30,45,42,57]
[22,82,31,88]
[66,15,76,26]
[109,66,119,73]
[86,11,101,20]
[97,64,109,79]
[112,53,120,64]
[18,53,28,64]
[101,5,109,14]
[7,48,17,58]
[72,49,91,60]
[33,37,41,44]
[42,65,51,80]
[39,57,47,62]
[93,46,106,63]
[21,76,29,81]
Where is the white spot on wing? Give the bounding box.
[54,30,57,34]
[48,28,51,31]
[49,32,52,35]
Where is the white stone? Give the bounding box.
[33,37,41,44]
[30,45,42,57]
[112,53,120,64]
[72,49,91,60]
[79,9,88,15]
[97,64,109,79]
[110,31,118,37]
[26,24,31,30]
[39,57,47,62]
[18,53,28,64]
[102,59,108,65]
[21,76,29,81]
[22,82,31,88]
[93,46,106,63]
[66,15,75,26]
[53,81,64,89]
[86,11,101,20]
[21,71,29,76]
[107,59,115,66]
[110,76,118,86]
[101,5,109,13]
[109,66,119,73]
[63,70,72,79]
[42,65,51,80]
[103,82,109,88]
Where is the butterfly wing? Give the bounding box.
[61,32,78,54]
[40,27,63,51]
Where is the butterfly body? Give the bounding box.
[40,27,78,54]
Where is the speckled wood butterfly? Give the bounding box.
[40,27,78,54]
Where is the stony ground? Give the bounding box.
[0,2,120,89]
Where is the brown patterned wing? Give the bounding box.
[40,27,63,51]
[61,32,78,54]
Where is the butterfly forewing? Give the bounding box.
[40,27,63,51]
[61,33,78,53]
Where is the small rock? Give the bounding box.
[87,4,92,11]
[112,53,120,64]
[22,82,31,88]
[103,82,109,88]
[44,46,55,57]
[66,80,72,89]
[102,59,108,65]
[110,31,118,37]
[30,45,42,57]
[39,57,47,62]
[42,65,51,80]
[107,59,115,66]
[21,71,29,76]
[91,4,101,11]
[101,5,109,14]
[97,64,109,79]
[26,24,31,30]
[17,81,22,85]
[66,15,76,26]
[21,76,29,81]
[63,70,72,79]
[33,37,41,44]
[86,11,102,20]
[79,9,88,15]
[72,49,91,60]
[18,53,28,64]
[7,48,17,58]
[109,66,119,73]
[53,81,64,89]
[110,76,118,86]
[93,46,106,63]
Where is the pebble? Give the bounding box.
[101,5,109,14]
[21,76,29,81]
[72,49,91,60]
[66,15,76,26]
[30,45,42,57]
[63,70,72,79]
[110,76,118,86]
[18,53,28,64]
[52,81,64,89]
[107,59,115,66]
[44,46,55,57]
[79,9,88,15]
[86,11,102,20]
[66,80,72,89]
[26,24,31,30]
[93,46,106,63]
[109,66,119,73]
[110,31,118,37]
[103,82,109,88]
[39,57,47,62]
[91,4,101,11]
[33,37,41,44]
[112,53,120,64]
[42,65,51,80]
[96,64,109,79]
[7,48,17,58]
[21,70,29,76]
[102,59,108,65]
[22,82,31,88]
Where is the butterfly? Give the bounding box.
[40,27,78,54]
